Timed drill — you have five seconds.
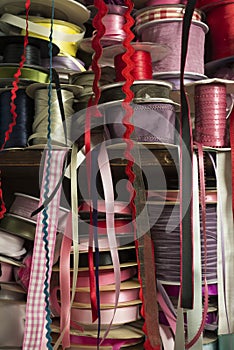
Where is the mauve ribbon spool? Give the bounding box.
[135,19,208,75]
[194,83,227,147]
[0,88,34,148]
[103,100,176,144]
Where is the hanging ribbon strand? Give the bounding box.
[179,0,196,310]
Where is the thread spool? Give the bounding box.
[114,51,153,81]
[135,19,208,75]
[0,88,34,148]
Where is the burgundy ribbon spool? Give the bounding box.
[198,1,234,62]
[194,83,228,147]
[114,50,153,81]
[103,100,176,144]
[135,18,208,75]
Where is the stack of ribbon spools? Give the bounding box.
[50,199,145,349]
[134,1,208,90]
[98,40,179,145]
[0,0,91,148]
[0,191,70,348]
[147,189,219,348]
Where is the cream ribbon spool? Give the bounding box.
[0,13,86,71]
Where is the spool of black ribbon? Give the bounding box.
[0,88,34,148]
[0,35,59,67]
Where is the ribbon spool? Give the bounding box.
[0,35,59,65]
[9,193,70,234]
[99,41,170,69]
[100,80,173,103]
[0,14,86,71]
[100,80,177,145]
[26,82,83,146]
[147,190,218,285]
[0,35,57,86]
[0,0,90,27]
[134,4,202,27]
[135,18,208,75]
[197,1,234,67]
[80,4,128,54]
[114,51,153,81]
[153,71,207,90]
[0,88,34,148]
[0,230,26,258]
[185,78,234,147]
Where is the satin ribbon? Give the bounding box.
[50,287,140,327]
[216,151,234,334]
[51,280,140,305]
[70,304,140,327]
[0,14,85,59]
[53,143,80,349]
[0,230,26,257]
[0,66,50,83]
